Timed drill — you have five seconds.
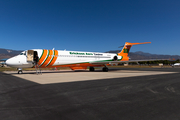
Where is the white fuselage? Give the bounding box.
[6,49,121,68]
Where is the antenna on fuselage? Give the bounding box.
[52,48,55,50]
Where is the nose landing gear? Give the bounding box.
[17,68,23,74]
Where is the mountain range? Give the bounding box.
[106,50,180,60]
[0,48,180,60]
[0,48,22,59]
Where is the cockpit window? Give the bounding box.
[19,51,26,55]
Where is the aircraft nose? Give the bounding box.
[6,58,14,66]
[6,57,20,67]
[6,55,29,68]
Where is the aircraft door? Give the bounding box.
[33,51,39,64]
[27,50,34,62]
[33,51,38,61]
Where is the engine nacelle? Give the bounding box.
[113,56,118,61]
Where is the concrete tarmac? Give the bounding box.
[1,68,180,120]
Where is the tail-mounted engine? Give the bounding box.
[113,56,118,61]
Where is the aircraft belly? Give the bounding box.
[9,64,33,68]
[21,64,33,68]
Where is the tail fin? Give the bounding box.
[118,42,151,61]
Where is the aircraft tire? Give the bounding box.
[102,67,108,72]
[18,70,23,74]
[89,67,95,71]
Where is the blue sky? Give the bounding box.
[0,0,180,55]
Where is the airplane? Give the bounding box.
[5,42,164,74]
[172,63,180,67]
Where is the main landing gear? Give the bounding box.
[89,66,109,72]
[17,68,23,74]
[102,67,108,72]
[89,67,95,71]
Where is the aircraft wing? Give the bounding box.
[90,59,169,65]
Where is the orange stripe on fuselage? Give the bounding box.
[38,49,48,66]
[47,50,58,67]
[41,50,53,67]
